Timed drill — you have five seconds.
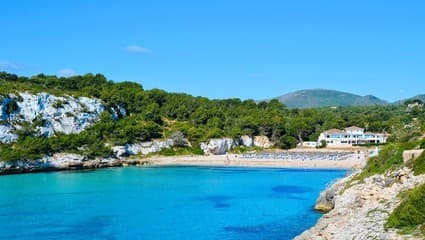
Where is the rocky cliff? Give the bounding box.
[296,168,425,240]
[200,135,273,155]
[0,92,105,143]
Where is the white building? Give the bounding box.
[318,126,387,147]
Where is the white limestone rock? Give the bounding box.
[0,92,106,143]
[240,135,253,147]
[253,135,272,148]
[110,105,127,120]
[201,138,235,155]
[113,139,175,158]
[296,168,425,240]
[0,124,18,143]
[0,153,86,171]
[42,153,86,168]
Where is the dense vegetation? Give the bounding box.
[386,183,425,236]
[0,71,424,162]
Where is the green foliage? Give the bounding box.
[411,151,425,176]
[156,146,204,157]
[52,100,66,109]
[231,145,263,154]
[5,97,19,115]
[353,142,416,182]
[1,71,424,161]
[319,140,327,148]
[386,184,425,237]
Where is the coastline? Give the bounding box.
[146,154,365,170]
[0,152,365,175]
[295,167,425,239]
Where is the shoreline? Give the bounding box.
[145,153,366,170]
[0,152,365,175]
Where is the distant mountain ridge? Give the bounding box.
[395,94,425,105]
[273,89,389,109]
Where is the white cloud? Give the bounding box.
[126,45,151,54]
[58,68,77,77]
[0,61,20,71]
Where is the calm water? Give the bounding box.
[0,166,345,240]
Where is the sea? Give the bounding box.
[0,166,346,240]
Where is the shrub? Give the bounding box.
[353,142,415,182]
[411,151,425,176]
[386,184,425,237]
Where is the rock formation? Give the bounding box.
[240,135,253,147]
[253,135,272,148]
[296,168,425,240]
[0,92,105,143]
[113,139,179,158]
[201,138,235,155]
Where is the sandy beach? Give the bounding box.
[145,153,366,170]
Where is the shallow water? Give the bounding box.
[0,166,346,240]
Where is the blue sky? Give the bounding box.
[1,0,424,101]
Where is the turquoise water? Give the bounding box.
[0,166,345,240]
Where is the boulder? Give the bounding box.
[169,131,191,147]
[201,138,235,155]
[112,146,129,158]
[314,177,349,213]
[253,135,272,148]
[240,135,253,147]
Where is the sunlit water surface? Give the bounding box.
[0,166,346,240]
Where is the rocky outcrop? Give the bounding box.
[201,138,235,155]
[110,105,127,120]
[113,139,177,158]
[314,174,356,213]
[403,149,424,163]
[0,153,84,173]
[253,135,272,148]
[296,168,425,240]
[0,92,105,143]
[0,124,18,143]
[0,153,149,175]
[240,135,253,147]
[169,131,191,147]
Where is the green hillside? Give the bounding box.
[0,72,423,161]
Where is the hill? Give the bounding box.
[274,89,388,109]
[395,94,425,105]
[0,71,421,163]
